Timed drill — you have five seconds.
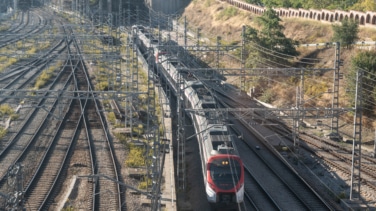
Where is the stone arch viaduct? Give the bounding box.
[220,0,376,27]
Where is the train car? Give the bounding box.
[134,26,244,207]
[195,118,244,206]
[203,126,244,206]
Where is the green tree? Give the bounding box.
[245,0,262,5]
[257,8,299,55]
[255,0,359,10]
[289,0,303,8]
[350,0,376,12]
[243,8,299,67]
[332,18,359,48]
[242,26,261,67]
[260,0,290,7]
[346,51,376,114]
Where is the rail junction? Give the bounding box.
[0,0,375,210]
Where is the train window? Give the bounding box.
[209,158,242,190]
[217,144,235,154]
[209,131,228,135]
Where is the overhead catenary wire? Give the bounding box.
[246,40,332,68]
[248,40,325,65]
[245,52,293,68]
[248,43,328,68]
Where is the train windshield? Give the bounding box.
[209,157,242,190]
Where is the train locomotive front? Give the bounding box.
[206,154,244,205]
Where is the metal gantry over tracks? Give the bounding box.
[171,28,364,204]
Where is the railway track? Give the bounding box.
[0,11,28,38]
[0,8,125,210]
[0,41,68,90]
[21,25,94,209]
[241,166,280,211]
[230,116,331,210]
[0,52,72,187]
[190,75,334,209]
[152,28,333,209]
[0,23,75,208]
[268,120,376,203]
[138,15,376,209]
[63,26,123,211]
[0,10,48,48]
[0,16,71,165]
[150,28,332,210]
[223,85,376,206]
[205,79,376,208]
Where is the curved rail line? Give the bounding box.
[0,12,91,210]
[69,27,123,211]
[219,96,334,210]
[269,122,376,201]
[0,38,76,210]
[0,11,28,39]
[22,24,87,209]
[0,10,48,48]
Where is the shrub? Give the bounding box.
[107,112,116,125]
[132,124,144,136]
[259,89,275,103]
[10,114,19,121]
[0,104,14,116]
[216,7,238,20]
[332,18,359,48]
[97,81,109,91]
[0,127,7,139]
[125,144,145,167]
[138,176,152,190]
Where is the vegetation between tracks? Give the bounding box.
[0,104,18,139]
[34,61,63,89]
[0,25,11,32]
[0,40,52,71]
[54,14,165,192]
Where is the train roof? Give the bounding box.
[189,82,216,104]
[208,124,228,132]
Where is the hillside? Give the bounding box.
[180,0,376,139]
[181,0,376,44]
[180,0,376,75]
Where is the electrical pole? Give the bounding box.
[331,42,341,139]
[240,25,246,92]
[177,66,186,192]
[5,163,24,211]
[350,70,363,200]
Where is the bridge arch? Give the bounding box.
[360,16,365,25]
[218,0,376,28]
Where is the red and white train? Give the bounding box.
[134,25,244,207]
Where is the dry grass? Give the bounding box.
[182,2,374,43]
[182,0,259,42]
[181,1,376,141]
[282,18,334,43]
